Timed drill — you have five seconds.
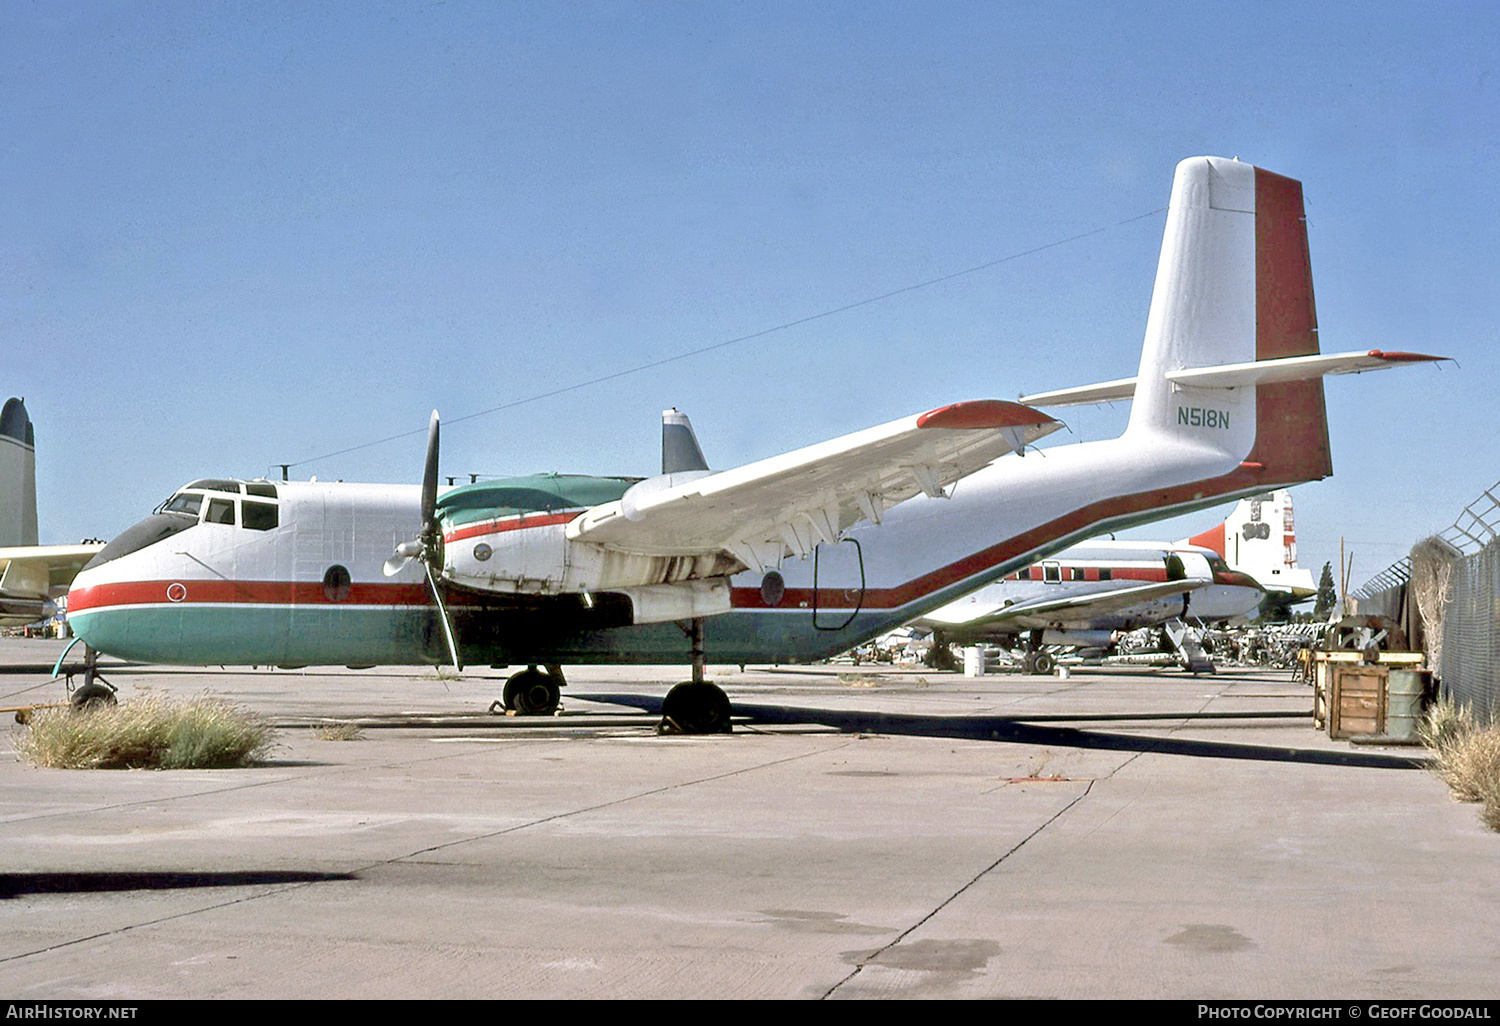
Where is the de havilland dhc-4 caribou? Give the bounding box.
[65,157,1444,732]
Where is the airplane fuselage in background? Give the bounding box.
[915,540,1264,648]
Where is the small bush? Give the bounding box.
[15,695,275,770]
[1419,697,1500,831]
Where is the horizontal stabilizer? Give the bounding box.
[1021,349,1447,407]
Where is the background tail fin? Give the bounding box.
[0,398,38,547]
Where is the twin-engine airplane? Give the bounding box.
[0,398,103,626]
[914,488,1323,671]
[914,535,1263,674]
[66,157,1444,731]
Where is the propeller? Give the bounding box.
[384,411,463,671]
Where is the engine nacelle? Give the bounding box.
[444,518,738,597]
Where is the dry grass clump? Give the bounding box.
[14,694,275,770]
[312,721,363,741]
[1419,698,1500,831]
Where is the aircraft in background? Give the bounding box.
[1183,488,1318,601]
[0,398,104,627]
[66,157,1445,732]
[913,534,1263,674]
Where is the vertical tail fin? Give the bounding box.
[1127,157,1331,486]
[0,398,38,547]
[661,408,710,474]
[1185,488,1319,597]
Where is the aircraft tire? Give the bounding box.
[70,682,117,710]
[1030,652,1055,675]
[658,682,732,735]
[505,669,560,716]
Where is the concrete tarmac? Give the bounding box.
[0,638,1495,1000]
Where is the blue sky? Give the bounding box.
[6,1,1496,594]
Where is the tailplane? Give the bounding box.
[1022,157,1442,490]
[0,398,38,548]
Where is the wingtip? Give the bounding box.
[916,400,1059,430]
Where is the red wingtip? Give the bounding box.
[1367,349,1448,363]
[916,400,1058,430]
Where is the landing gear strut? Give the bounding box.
[659,618,732,735]
[497,664,564,716]
[1021,631,1055,675]
[69,645,118,710]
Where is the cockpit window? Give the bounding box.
[243,500,278,531]
[245,482,278,499]
[205,498,236,525]
[163,493,203,517]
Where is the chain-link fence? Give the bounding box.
[1355,482,1500,724]
[1440,538,1500,724]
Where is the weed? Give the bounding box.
[15,694,275,770]
[1419,697,1500,831]
[312,722,363,741]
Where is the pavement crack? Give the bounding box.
[821,778,1094,999]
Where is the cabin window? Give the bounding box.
[242,501,278,531]
[1043,562,1061,583]
[205,498,236,525]
[322,564,352,602]
[1099,568,1112,581]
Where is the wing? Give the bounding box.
[0,544,106,597]
[923,579,1210,631]
[568,400,1061,572]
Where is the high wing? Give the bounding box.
[923,579,1210,631]
[0,543,105,624]
[568,399,1061,572]
[0,544,104,595]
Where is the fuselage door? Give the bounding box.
[812,538,866,631]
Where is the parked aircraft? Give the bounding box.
[65,157,1443,731]
[1183,488,1318,600]
[0,398,103,626]
[913,536,1263,673]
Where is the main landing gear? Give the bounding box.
[1020,631,1055,675]
[658,618,732,735]
[496,664,565,716]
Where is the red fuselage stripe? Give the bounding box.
[443,510,583,544]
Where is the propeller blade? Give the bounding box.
[421,410,440,526]
[423,560,463,672]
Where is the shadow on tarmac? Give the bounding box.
[584,694,1428,770]
[0,870,357,899]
